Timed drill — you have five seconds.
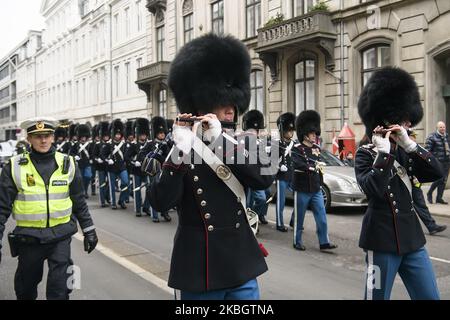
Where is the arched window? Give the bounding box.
[155,10,165,61]
[294,60,315,114]
[183,0,194,44]
[361,45,390,86]
[158,88,167,117]
[250,70,264,113]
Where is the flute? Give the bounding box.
[176,117,236,128]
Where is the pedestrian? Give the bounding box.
[243,109,270,225]
[356,67,442,300]
[273,112,296,232]
[291,110,337,252]
[408,130,447,235]
[149,33,274,300]
[425,121,450,204]
[0,117,98,300]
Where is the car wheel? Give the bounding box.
[321,185,331,212]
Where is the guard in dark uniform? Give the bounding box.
[242,110,271,225]
[273,112,296,232]
[102,119,129,210]
[68,124,78,149]
[355,67,442,300]
[89,125,100,196]
[0,117,98,300]
[125,118,151,217]
[95,121,110,208]
[70,124,92,198]
[54,126,70,154]
[124,120,135,204]
[150,33,274,300]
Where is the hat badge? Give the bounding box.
[36,122,45,130]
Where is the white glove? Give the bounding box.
[280,165,288,172]
[107,159,114,165]
[173,124,195,154]
[396,126,418,153]
[134,161,141,167]
[372,134,391,154]
[96,158,104,164]
[74,155,81,161]
[203,118,222,142]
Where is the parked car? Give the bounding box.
[270,149,367,211]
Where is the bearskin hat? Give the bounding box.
[277,112,296,133]
[168,33,251,116]
[358,67,423,137]
[242,110,265,131]
[54,126,68,139]
[134,118,150,137]
[69,123,78,140]
[76,124,91,138]
[91,125,99,139]
[296,110,321,139]
[166,119,174,133]
[151,116,168,139]
[110,119,125,137]
[125,120,134,138]
[98,121,110,138]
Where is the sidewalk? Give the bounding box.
[420,185,450,218]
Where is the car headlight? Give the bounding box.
[335,177,360,193]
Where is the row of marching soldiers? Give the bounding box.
[52,117,173,222]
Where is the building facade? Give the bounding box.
[33,0,148,128]
[0,31,42,141]
[137,0,450,147]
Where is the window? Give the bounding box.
[125,7,130,38]
[82,78,86,105]
[136,1,143,32]
[82,35,86,60]
[0,66,9,81]
[211,0,224,35]
[125,62,130,94]
[246,0,261,38]
[114,66,120,97]
[114,14,119,42]
[295,60,316,114]
[250,70,264,112]
[291,0,318,17]
[361,45,390,86]
[75,39,79,62]
[75,81,79,106]
[183,13,194,44]
[158,89,167,117]
[156,26,165,61]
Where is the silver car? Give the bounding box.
[271,150,367,211]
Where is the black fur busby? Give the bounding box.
[358,67,423,137]
[296,110,321,139]
[110,119,125,138]
[277,112,296,133]
[76,124,91,138]
[69,124,78,140]
[54,126,68,139]
[168,33,251,116]
[91,125,99,139]
[166,119,174,133]
[151,116,168,139]
[125,120,134,138]
[134,118,150,137]
[242,110,265,131]
[98,121,110,138]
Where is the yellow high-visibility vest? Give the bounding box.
[10,152,75,228]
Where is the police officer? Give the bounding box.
[0,117,98,300]
[95,121,110,208]
[125,118,151,217]
[54,126,70,154]
[292,110,337,252]
[273,112,296,232]
[70,124,92,198]
[356,67,442,300]
[102,119,129,210]
[243,110,271,225]
[150,33,274,300]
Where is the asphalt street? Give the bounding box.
[2,193,449,300]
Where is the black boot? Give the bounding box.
[259,215,268,225]
[161,212,172,222]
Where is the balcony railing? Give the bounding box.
[137,61,171,84]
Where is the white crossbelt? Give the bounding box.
[78,141,91,158]
[112,141,125,160]
[56,141,67,152]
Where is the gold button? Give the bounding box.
[395,209,399,213]
[190,165,195,170]
[208,225,214,232]
[201,200,207,207]
[204,213,211,220]
[194,176,199,182]
[197,189,203,195]
[380,168,384,172]
[237,210,243,215]
[393,201,396,205]
[236,223,240,229]
[387,185,391,189]
[390,193,394,198]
